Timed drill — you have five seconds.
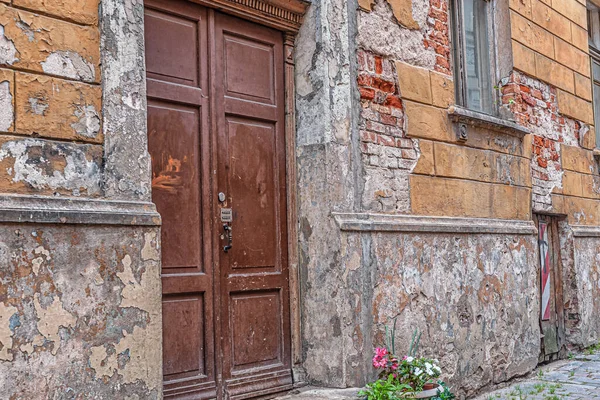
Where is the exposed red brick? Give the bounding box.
[360,87,376,101]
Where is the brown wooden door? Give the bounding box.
[534,214,565,363]
[144,1,291,398]
[213,13,292,399]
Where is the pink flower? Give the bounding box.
[372,356,387,368]
[375,347,388,358]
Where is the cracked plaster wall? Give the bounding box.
[296,0,543,394]
[0,0,161,397]
[0,225,161,399]
[369,232,539,398]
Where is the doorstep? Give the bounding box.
[272,386,361,399]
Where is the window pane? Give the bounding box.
[462,0,492,113]
[589,7,600,51]
[594,59,600,81]
[594,61,600,146]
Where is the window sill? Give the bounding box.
[447,105,530,139]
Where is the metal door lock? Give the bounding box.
[223,224,233,252]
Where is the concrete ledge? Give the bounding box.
[0,195,161,226]
[572,225,600,237]
[448,105,530,138]
[333,213,537,235]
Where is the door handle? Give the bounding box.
[223,224,233,253]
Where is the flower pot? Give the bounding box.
[405,383,440,399]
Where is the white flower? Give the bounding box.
[426,368,434,376]
[406,356,414,363]
[425,362,432,369]
[434,365,442,372]
[414,368,423,376]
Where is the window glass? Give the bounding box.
[589,6,600,51]
[593,59,600,146]
[460,0,493,114]
[589,4,600,147]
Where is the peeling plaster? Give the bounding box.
[71,105,101,138]
[101,0,152,201]
[15,20,36,42]
[0,226,162,398]
[0,81,13,131]
[0,303,18,361]
[141,232,160,261]
[0,25,18,65]
[42,51,96,83]
[90,325,161,389]
[34,293,76,355]
[0,139,101,195]
[357,0,436,67]
[28,96,49,116]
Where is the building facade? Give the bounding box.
[0,0,599,398]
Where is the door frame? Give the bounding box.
[145,0,310,388]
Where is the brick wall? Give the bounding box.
[358,0,533,220]
[0,0,102,196]
[357,49,419,212]
[509,0,600,225]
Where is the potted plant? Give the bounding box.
[360,325,455,400]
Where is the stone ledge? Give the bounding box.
[0,195,161,226]
[572,225,600,237]
[333,213,537,235]
[448,105,530,138]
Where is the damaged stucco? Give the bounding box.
[0,138,102,196]
[101,0,152,201]
[0,25,18,66]
[0,80,13,132]
[0,225,162,399]
[370,232,539,398]
[357,0,436,68]
[41,51,96,83]
[296,0,539,394]
[0,0,162,397]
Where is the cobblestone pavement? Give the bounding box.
[276,352,600,400]
[474,353,600,400]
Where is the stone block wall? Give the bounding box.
[0,1,103,196]
[0,0,162,397]
[506,0,600,351]
[294,0,600,397]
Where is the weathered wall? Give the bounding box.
[0,0,161,397]
[507,0,600,353]
[369,231,539,398]
[295,0,367,387]
[0,225,161,399]
[296,0,600,395]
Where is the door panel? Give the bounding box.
[145,8,199,85]
[163,294,205,377]
[226,117,278,270]
[148,101,202,269]
[230,290,283,371]
[146,1,291,398]
[223,34,275,103]
[535,215,565,362]
[145,0,216,398]
[214,12,292,399]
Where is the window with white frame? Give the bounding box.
[452,0,496,115]
[588,2,600,147]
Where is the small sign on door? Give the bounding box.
[221,208,233,222]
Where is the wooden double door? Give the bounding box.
[144,1,292,398]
